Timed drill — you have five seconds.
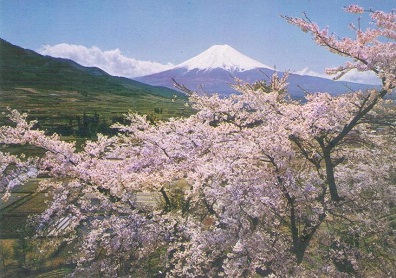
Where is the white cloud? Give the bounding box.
[38,43,174,78]
[295,67,381,85]
[339,69,381,85]
[295,67,330,79]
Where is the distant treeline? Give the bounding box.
[34,112,115,138]
[34,108,166,138]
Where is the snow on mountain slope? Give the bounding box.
[175,44,272,72]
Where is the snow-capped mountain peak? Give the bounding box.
[175,44,272,72]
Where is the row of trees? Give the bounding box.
[0,5,395,277]
[47,112,106,137]
[45,109,165,138]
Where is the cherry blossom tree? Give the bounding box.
[1,4,395,277]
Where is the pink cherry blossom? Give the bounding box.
[1,5,395,277]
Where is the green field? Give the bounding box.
[0,38,195,137]
[0,86,193,137]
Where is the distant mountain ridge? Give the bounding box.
[135,45,379,98]
[0,38,184,99]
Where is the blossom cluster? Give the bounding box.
[284,4,396,91]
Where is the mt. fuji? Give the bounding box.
[135,45,377,98]
[175,44,272,72]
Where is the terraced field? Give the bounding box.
[0,177,161,277]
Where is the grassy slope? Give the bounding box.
[0,38,193,130]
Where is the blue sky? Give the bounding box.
[0,0,394,82]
